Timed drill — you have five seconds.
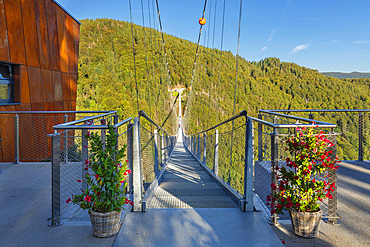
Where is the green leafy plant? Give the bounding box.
[267,126,340,214]
[66,121,132,212]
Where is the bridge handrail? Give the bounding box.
[139,110,175,136]
[53,111,118,130]
[187,110,248,136]
[259,109,336,128]
[264,109,370,113]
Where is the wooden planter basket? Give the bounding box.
[89,210,122,238]
[289,208,322,238]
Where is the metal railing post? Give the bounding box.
[63,114,68,163]
[81,129,88,192]
[197,134,200,159]
[270,117,279,225]
[101,119,106,152]
[127,122,134,194]
[133,117,142,211]
[328,130,339,224]
[14,114,20,164]
[191,135,194,153]
[214,129,219,176]
[358,113,364,162]
[114,113,119,125]
[203,133,207,165]
[161,133,165,167]
[49,133,62,227]
[257,113,263,162]
[244,117,254,212]
[154,129,159,176]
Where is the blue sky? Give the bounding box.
[58,0,370,72]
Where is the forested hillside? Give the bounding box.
[77,18,370,193]
[322,71,370,79]
[77,19,370,131]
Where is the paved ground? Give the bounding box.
[0,151,368,246]
[0,163,117,247]
[270,161,370,247]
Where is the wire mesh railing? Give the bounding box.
[183,111,253,211]
[253,110,339,224]
[183,109,341,224]
[0,111,113,163]
[136,110,177,212]
[264,109,370,161]
[49,111,130,226]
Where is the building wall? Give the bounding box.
[0,0,80,162]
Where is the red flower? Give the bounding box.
[126,160,129,163]
[95,174,99,179]
[120,180,125,184]
[77,180,82,182]
[84,195,91,202]
[84,159,90,165]
[66,198,72,203]
[271,183,277,190]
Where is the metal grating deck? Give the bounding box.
[149,142,237,209]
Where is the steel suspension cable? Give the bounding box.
[215,0,226,125]
[152,0,164,123]
[141,0,152,118]
[185,0,208,133]
[154,0,179,130]
[228,0,243,184]
[206,0,217,129]
[154,0,172,90]
[189,0,208,91]
[201,1,212,130]
[128,0,140,114]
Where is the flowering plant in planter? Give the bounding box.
[66,121,133,213]
[267,126,340,214]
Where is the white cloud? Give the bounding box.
[267,30,276,42]
[292,44,310,53]
[353,40,370,44]
[330,40,339,43]
[261,46,268,52]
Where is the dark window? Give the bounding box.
[0,63,14,103]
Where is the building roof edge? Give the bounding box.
[52,0,81,25]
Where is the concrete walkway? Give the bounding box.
[0,147,368,246]
[114,141,283,247]
[0,163,115,247]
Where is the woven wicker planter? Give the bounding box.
[89,210,121,238]
[289,208,322,238]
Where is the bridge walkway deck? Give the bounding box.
[114,140,282,246]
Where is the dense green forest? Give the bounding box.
[77,19,370,193]
[77,18,370,126]
[322,71,370,79]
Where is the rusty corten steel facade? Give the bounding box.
[0,0,80,162]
